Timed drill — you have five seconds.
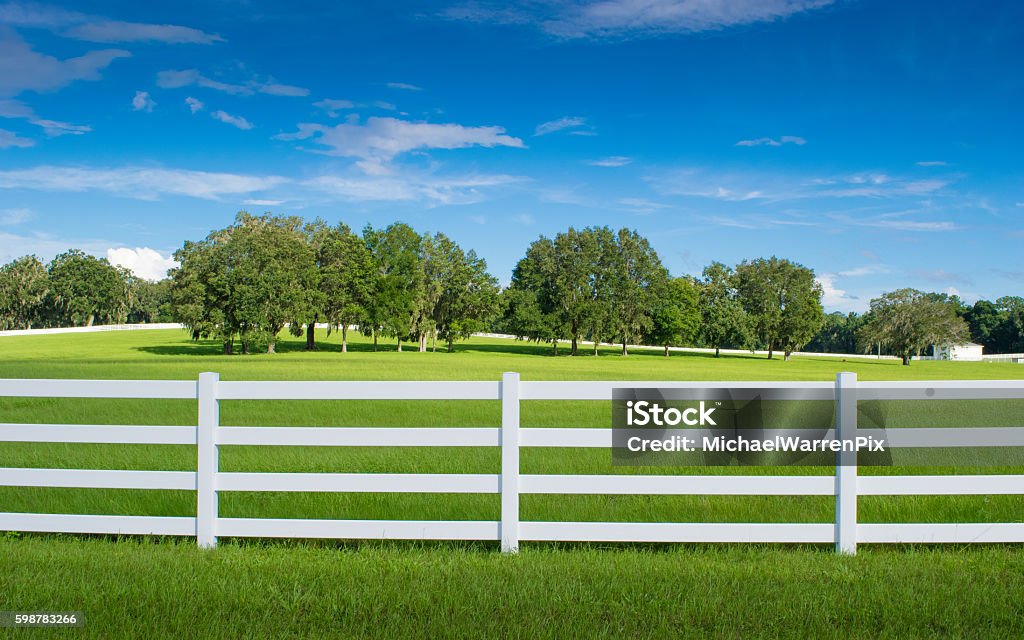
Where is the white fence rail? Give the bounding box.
[1,373,1023,554]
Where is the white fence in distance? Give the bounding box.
[1,374,1023,554]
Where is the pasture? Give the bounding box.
[2,328,1023,637]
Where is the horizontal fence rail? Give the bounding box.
[0,373,1022,554]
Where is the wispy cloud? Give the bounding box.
[513,213,535,225]
[131,90,155,112]
[588,155,632,167]
[0,165,288,200]
[534,116,586,136]
[0,28,130,97]
[838,264,889,277]
[0,2,222,44]
[386,82,422,91]
[185,96,203,113]
[650,167,950,202]
[67,21,222,45]
[0,98,89,135]
[211,110,253,130]
[156,69,309,97]
[313,98,355,117]
[736,135,806,147]
[916,160,948,167]
[305,171,523,206]
[618,197,669,214]
[0,127,33,148]
[443,0,835,39]
[275,116,524,166]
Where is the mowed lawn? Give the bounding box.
[1,329,1023,638]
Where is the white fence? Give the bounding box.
[1,373,1023,554]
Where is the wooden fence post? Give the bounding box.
[500,372,520,553]
[197,372,219,549]
[835,372,857,554]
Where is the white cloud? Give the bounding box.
[386,82,423,91]
[534,116,586,136]
[514,213,535,224]
[467,214,486,224]
[0,2,222,44]
[211,110,253,130]
[445,0,835,39]
[275,116,524,163]
[66,21,223,45]
[916,160,948,167]
[260,83,308,97]
[106,247,178,281]
[185,96,203,113]
[0,127,33,148]
[588,155,632,167]
[816,274,865,313]
[0,98,91,136]
[0,207,31,224]
[132,90,155,112]
[0,165,288,200]
[156,69,308,97]
[242,199,284,206]
[32,118,90,136]
[313,98,355,117]
[736,135,806,147]
[0,27,130,97]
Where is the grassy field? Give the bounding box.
[1,329,1023,637]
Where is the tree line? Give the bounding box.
[0,250,170,330]
[2,213,1022,365]
[170,212,498,354]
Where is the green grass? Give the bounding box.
[1,328,1022,525]
[1,536,1023,639]
[2,329,1023,637]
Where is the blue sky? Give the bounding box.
[0,0,1021,311]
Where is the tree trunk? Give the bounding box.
[902,353,911,366]
[306,322,316,351]
[419,332,427,352]
[784,350,791,361]
[242,341,250,355]
[571,335,578,356]
[767,345,774,360]
[223,340,233,355]
[373,330,377,352]
[715,346,720,358]
[397,338,402,352]
[552,339,558,356]
[267,340,276,354]
[664,344,670,357]
[622,340,628,356]
[594,340,599,356]
[86,313,95,327]
[432,332,437,353]
[448,339,454,353]
[341,325,348,353]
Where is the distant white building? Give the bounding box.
[931,342,984,361]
